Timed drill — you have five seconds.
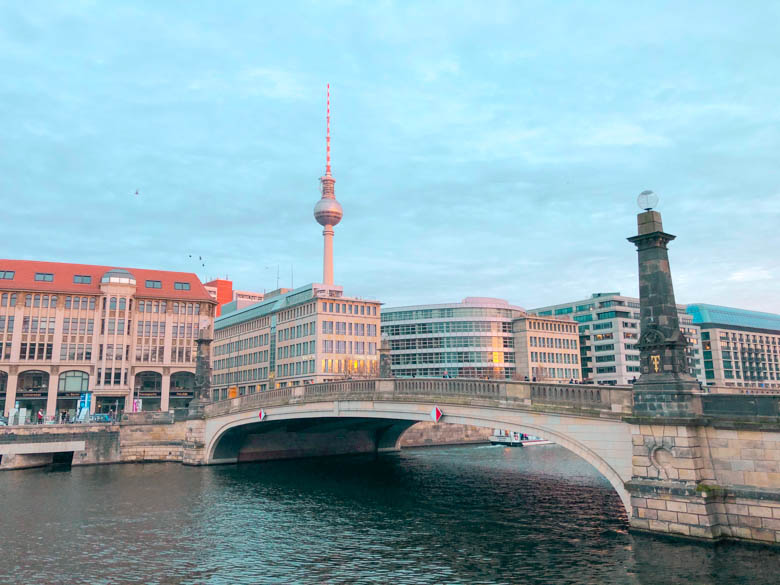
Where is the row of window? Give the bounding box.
[529,336,578,349]
[392,366,515,379]
[382,307,519,322]
[390,336,514,350]
[530,351,579,365]
[392,351,513,365]
[383,321,513,336]
[321,340,377,355]
[322,321,377,336]
[214,334,271,357]
[214,350,271,371]
[322,301,377,316]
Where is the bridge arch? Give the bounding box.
[205,403,632,517]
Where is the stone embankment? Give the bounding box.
[0,417,485,470]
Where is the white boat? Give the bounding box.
[489,429,553,447]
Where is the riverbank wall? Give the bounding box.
[0,418,486,469]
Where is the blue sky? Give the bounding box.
[1,1,778,312]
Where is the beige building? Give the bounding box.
[211,283,381,398]
[0,260,216,421]
[513,315,581,382]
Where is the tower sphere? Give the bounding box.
[314,197,343,226]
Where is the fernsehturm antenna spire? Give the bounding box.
[313,84,342,286]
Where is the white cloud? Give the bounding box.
[580,122,671,147]
[241,68,306,100]
[728,268,773,282]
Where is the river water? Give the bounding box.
[0,444,777,585]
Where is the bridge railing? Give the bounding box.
[203,378,633,418]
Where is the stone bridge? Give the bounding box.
[184,377,780,545]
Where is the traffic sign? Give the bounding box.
[258,409,266,421]
[430,405,442,423]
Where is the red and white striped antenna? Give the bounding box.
[326,83,331,175]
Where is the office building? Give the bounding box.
[381,297,581,382]
[686,304,780,389]
[530,292,703,386]
[0,260,216,420]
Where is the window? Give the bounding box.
[73,275,92,284]
[34,272,54,282]
[0,270,14,280]
[174,282,191,290]
[146,280,162,289]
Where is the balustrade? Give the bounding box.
[203,378,631,418]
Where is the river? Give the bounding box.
[0,444,777,584]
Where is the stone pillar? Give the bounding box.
[627,209,700,417]
[379,338,392,378]
[4,372,17,417]
[188,324,213,419]
[45,378,57,421]
[161,371,171,412]
[625,205,718,540]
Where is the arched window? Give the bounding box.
[109,297,117,310]
[58,371,89,393]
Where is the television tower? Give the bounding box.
[313,84,343,286]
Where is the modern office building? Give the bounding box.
[530,292,703,386]
[210,85,381,397]
[212,283,381,397]
[381,297,581,382]
[0,260,216,420]
[686,304,780,389]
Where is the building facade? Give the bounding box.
[204,278,265,316]
[530,292,703,386]
[211,283,381,397]
[381,297,581,382]
[686,304,780,390]
[0,260,216,421]
[513,314,581,382]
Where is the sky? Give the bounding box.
[1,1,778,312]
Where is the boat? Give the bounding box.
[489,429,553,447]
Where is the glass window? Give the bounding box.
[73,275,92,284]
[34,272,54,282]
[174,282,191,290]
[145,280,162,289]
[0,270,15,280]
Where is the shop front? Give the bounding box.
[169,372,195,410]
[57,371,89,423]
[15,370,50,423]
[135,371,162,411]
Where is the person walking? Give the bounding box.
[37,409,43,424]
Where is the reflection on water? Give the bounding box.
[0,444,777,585]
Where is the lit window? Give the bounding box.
[145,280,162,289]
[34,272,54,282]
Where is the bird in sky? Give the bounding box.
[135,189,139,196]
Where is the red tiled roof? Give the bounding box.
[0,259,215,303]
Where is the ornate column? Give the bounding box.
[379,338,392,378]
[187,324,213,419]
[627,209,701,417]
[625,202,719,540]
